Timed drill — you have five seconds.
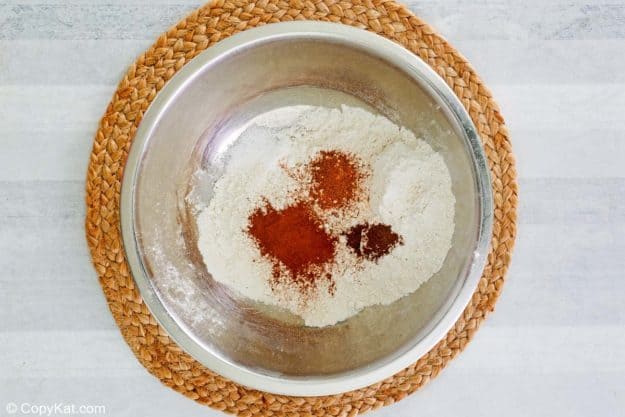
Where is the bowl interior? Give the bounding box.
[125,23,487,392]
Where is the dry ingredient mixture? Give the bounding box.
[196,105,455,327]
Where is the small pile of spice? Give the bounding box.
[344,223,403,261]
[247,201,336,286]
[309,150,366,210]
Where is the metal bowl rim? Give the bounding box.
[120,21,494,396]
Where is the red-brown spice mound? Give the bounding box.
[309,150,366,210]
[247,201,337,285]
[344,222,403,261]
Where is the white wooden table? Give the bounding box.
[1,1,624,416]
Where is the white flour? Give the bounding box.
[196,105,455,327]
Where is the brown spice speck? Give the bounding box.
[344,222,403,261]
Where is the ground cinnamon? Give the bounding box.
[308,150,366,210]
[247,201,336,286]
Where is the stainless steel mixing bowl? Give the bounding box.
[120,21,493,396]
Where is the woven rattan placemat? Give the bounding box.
[85,0,517,414]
